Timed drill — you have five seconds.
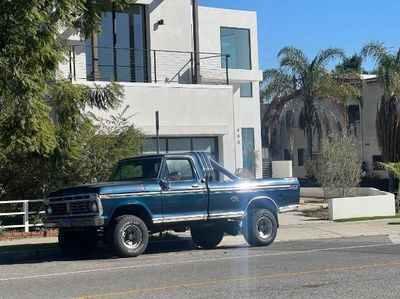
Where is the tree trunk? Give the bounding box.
[306,125,313,160]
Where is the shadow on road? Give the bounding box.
[0,239,200,266]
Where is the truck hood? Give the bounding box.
[46,180,161,198]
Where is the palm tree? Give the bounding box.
[361,42,400,162]
[261,47,361,160]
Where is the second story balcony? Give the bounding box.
[67,45,230,85]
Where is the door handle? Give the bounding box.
[192,184,200,188]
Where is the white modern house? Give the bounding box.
[61,0,263,177]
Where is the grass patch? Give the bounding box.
[335,213,400,222]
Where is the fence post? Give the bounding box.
[23,201,29,233]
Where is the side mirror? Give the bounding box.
[160,179,169,190]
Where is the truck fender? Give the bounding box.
[245,196,279,227]
[109,202,153,227]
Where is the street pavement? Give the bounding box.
[1,235,400,298]
[0,212,400,298]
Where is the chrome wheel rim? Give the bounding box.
[122,224,143,250]
[256,216,273,239]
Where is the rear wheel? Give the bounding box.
[243,209,277,247]
[191,225,224,249]
[58,229,98,258]
[108,215,149,257]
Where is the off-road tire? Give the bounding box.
[108,215,149,258]
[243,209,277,247]
[58,229,98,258]
[191,225,224,249]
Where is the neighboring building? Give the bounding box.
[60,0,263,177]
[264,75,386,178]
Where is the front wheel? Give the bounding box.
[58,229,98,258]
[191,225,224,249]
[108,215,149,257]
[243,209,277,247]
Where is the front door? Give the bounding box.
[161,158,207,223]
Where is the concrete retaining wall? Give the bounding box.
[301,187,396,220]
[272,161,293,178]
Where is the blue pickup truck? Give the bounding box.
[44,152,299,258]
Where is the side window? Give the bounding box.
[163,159,195,181]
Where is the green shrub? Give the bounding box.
[307,131,362,199]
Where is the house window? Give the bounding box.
[220,27,251,70]
[240,82,253,98]
[298,148,305,166]
[242,128,255,173]
[85,5,148,82]
[348,105,360,123]
[284,149,291,161]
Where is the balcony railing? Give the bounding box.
[67,45,230,85]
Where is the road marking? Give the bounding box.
[77,261,400,299]
[0,242,396,283]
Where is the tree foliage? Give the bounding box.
[362,41,400,162]
[306,132,362,199]
[336,54,363,73]
[261,47,361,160]
[0,0,143,201]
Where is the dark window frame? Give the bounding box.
[220,27,252,70]
[141,137,219,162]
[240,82,253,98]
[161,158,198,182]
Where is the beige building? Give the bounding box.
[267,75,386,178]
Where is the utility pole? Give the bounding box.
[192,0,200,84]
[155,111,160,154]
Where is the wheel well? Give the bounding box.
[246,198,279,227]
[111,205,153,227]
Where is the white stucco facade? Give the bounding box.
[63,0,263,177]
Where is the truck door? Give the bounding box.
[160,157,207,222]
[207,181,244,219]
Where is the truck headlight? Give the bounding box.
[91,202,98,213]
[47,206,53,215]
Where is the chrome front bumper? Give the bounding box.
[43,216,105,228]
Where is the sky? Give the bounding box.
[199,0,400,71]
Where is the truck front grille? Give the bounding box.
[45,194,100,217]
[69,201,92,214]
[51,203,68,216]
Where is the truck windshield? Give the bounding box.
[109,158,162,181]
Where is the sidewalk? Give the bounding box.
[0,212,399,249]
[221,212,400,246]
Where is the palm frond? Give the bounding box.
[361,41,387,62]
[83,82,123,110]
[278,46,309,73]
[312,48,345,69]
[262,69,294,102]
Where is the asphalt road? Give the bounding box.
[1,236,400,299]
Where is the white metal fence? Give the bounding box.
[0,200,44,233]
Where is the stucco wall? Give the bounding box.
[89,82,238,172]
